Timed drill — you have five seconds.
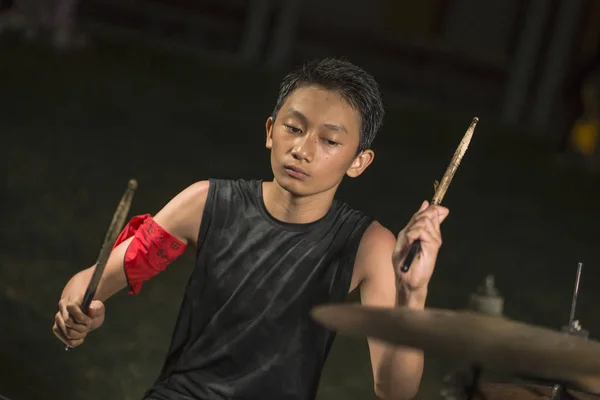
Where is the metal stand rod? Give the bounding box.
[551,262,586,400]
[568,262,583,329]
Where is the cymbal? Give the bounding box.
[311,304,600,389]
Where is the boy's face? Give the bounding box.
[266,85,374,197]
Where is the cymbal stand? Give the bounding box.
[551,262,588,400]
[441,365,484,400]
[441,275,503,400]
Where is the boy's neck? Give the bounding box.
[262,180,337,224]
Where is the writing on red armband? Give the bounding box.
[113,214,187,295]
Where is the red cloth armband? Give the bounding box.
[113,214,187,295]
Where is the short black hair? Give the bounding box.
[271,58,385,152]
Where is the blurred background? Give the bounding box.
[2,0,600,399]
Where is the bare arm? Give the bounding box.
[356,203,449,399]
[62,180,210,300]
[54,180,210,346]
[60,237,133,303]
[355,222,426,400]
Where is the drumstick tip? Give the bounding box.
[128,179,138,190]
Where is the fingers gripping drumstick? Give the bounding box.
[400,117,479,273]
[65,179,138,351]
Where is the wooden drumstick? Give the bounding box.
[400,117,479,273]
[65,179,138,351]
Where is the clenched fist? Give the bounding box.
[53,296,105,348]
[392,200,449,293]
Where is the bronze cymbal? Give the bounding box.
[311,304,600,388]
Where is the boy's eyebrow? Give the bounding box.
[286,108,347,134]
[286,108,308,125]
[323,123,347,133]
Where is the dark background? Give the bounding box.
[2,0,600,399]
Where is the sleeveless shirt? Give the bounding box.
[143,179,373,400]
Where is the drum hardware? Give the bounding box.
[467,275,504,317]
[550,262,587,400]
[440,262,591,400]
[310,261,600,400]
[440,365,483,400]
[441,274,504,399]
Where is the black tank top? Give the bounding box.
[144,179,373,400]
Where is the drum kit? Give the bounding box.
[311,262,600,400]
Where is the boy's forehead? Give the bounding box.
[281,87,360,124]
[285,85,344,103]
